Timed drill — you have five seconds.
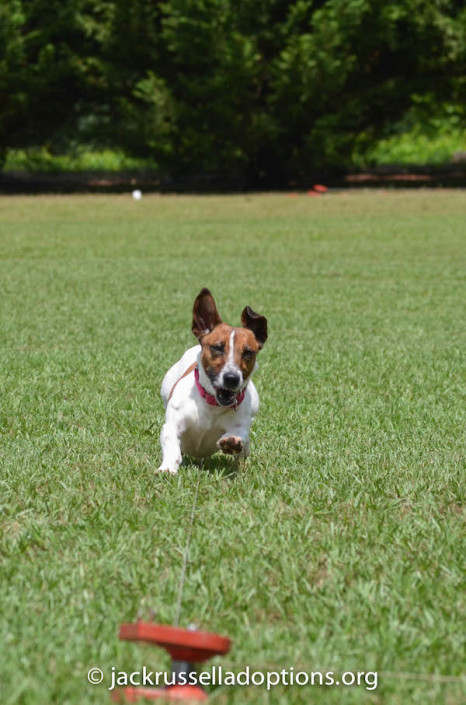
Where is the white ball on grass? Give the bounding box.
[132,190,142,200]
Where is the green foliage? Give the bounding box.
[0,0,465,181]
[270,0,466,172]
[3,147,157,172]
[0,1,95,153]
[357,126,466,167]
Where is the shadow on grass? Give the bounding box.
[183,455,241,480]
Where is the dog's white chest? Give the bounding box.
[179,412,228,458]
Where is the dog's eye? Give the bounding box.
[242,349,254,360]
[210,344,224,354]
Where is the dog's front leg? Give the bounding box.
[217,423,251,458]
[157,418,183,474]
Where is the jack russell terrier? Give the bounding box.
[157,288,268,474]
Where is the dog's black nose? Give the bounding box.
[223,372,240,390]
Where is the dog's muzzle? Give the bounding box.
[215,387,238,407]
[215,369,242,406]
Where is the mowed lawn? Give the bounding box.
[1,191,464,705]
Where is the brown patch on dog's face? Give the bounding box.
[200,323,233,385]
[231,327,261,381]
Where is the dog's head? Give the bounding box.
[192,288,267,407]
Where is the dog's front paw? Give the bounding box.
[218,436,243,456]
[156,465,178,475]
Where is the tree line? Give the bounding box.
[1,0,465,184]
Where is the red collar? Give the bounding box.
[194,366,245,410]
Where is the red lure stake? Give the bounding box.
[112,622,231,702]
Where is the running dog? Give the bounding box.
[157,288,267,474]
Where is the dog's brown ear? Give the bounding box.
[192,288,222,340]
[241,306,268,349]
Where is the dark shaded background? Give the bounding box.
[1,0,465,187]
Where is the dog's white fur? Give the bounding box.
[157,345,259,474]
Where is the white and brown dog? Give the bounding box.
[157,288,267,474]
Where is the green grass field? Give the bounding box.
[1,191,465,705]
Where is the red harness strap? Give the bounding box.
[168,362,197,402]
